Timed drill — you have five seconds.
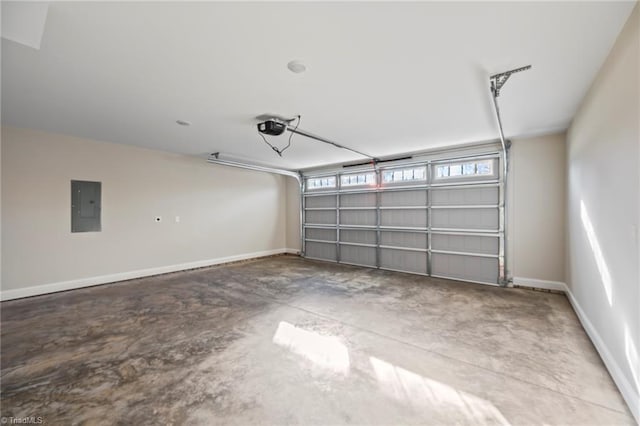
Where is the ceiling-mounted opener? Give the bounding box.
[256,113,377,162]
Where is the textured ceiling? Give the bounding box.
[1,1,635,169]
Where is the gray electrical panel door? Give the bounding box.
[302,148,505,286]
[71,180,102,232]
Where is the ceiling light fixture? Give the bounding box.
[176,120,191,126]
[287,60,306,74]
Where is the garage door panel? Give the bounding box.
[380,249,427,274]
[306,195,336,208]
[380,190,427,207]
[340,210,376,227]
[341,229,376,245]
[431,234,498,255]
[431,208,498,230]
[306,210,337,225]
[340,193,376,207]
[305,241,337,261]
[381,210,427,227]
[340,245,376,267]
[431,187,498,206]
[306,228,336,242]
[380,231,427,249]
[303,153,503,285]
[432,253,498,284]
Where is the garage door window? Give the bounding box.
[435,160,493,179]
[340,172,376,187]
[381,166,426,184]
[306,176,336,190]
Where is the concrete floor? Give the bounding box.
[0,255,634,425]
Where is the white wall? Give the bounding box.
[566,3,639,421]
[509,133,566,288]
[0,132,2,286]
[1,126,289,299]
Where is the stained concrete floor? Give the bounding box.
[0,255,634,425]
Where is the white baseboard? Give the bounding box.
[0,248,293,301]
[512,276,567,292]
[563,283,639,423]
[285,248,301,255]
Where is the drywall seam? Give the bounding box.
[512,277,567,292]
[563,283,640,422]
[0,248,294,301]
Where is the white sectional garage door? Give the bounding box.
[302,148,505,286]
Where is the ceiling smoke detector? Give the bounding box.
[287,60,306,74]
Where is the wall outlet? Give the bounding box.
[154,216,162,223]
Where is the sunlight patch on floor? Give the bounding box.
[273,321,350,375]
[370,356,510,425]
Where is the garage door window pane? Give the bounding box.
[462,163,476,175]
[476,161,492,175]
[437,166,449,178]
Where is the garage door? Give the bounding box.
[302,149,505,286]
